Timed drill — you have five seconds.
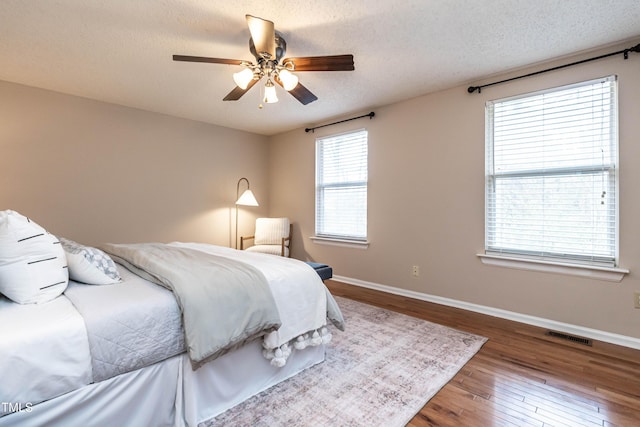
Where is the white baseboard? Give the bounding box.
[333,275,640,351]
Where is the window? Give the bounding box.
[485,76,618,268]
[315,129,368,242]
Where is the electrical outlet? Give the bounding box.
[412,265,420,277]
[634,292,640,309]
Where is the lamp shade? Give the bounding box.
[236,189,259,206]
[278,69,299,91]
[233,68,254,90]
[263,81,278,104]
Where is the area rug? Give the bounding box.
[204,296,487,427]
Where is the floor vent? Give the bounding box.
[546,330,593,346]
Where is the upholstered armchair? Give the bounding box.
[240,217,291,257]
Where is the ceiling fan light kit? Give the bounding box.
[263,79,278,104]
[173,14,354,106]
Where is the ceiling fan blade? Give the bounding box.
[223,78,259,101]
[275,77,318,105]
[246,15,276,60]
[173,55,244,65]
[283,55,354,72]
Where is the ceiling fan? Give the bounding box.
[173,14,354,105]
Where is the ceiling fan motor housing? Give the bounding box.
[249,32,287,65]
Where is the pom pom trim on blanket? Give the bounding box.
[262,327,332,367]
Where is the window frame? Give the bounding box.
[313,129,369,247]
[480,76,628,281]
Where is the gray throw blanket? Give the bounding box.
[101,243,281,369]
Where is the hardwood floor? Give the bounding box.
[326,280,640,427]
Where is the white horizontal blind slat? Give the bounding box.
[485,76,618,266]
[316,129,368,240]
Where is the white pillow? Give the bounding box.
[0,210,68,304]
[59,237,121,285]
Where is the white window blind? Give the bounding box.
[485,75,618,267]
[316,129,368,241]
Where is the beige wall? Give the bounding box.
[269,40,640,340]
[0,80,270,247]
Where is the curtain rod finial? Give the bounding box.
[625,43,640,59]
[468,86,481,94]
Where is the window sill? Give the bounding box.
[310,236,369,249]
[477,253,629,282]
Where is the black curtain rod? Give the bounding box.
[305,112,375,133]
[468,42,640,94]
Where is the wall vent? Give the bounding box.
[545,330,593,346]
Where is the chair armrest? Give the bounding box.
[281,236,291,257]
[240,235,255,250]
[281,223,293,257]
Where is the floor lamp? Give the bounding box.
[235,177,259,249]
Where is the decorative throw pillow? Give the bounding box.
[0,210,68,304]
[59,237,121,285]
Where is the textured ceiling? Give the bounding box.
[1,0,639,136]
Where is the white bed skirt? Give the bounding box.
[0,341,325,427]
[183,339,325,425]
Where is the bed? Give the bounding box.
[0,238,344,427]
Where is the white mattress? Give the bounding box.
[0,293,92,414]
